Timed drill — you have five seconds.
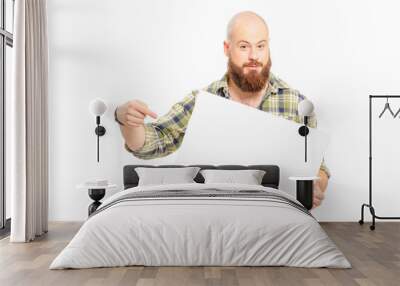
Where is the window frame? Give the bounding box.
[0,0,14,234]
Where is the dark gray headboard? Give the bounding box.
[123,165,280,189]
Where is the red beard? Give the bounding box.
[228,57,271,92]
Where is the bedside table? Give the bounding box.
[288,176,320,210]
[76,183,117,216]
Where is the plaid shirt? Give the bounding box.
[124,72,331,178]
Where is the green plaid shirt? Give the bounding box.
[124,72,331,178]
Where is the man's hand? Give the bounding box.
[116,100,158,127]
[312,170,329,209]
[116,100,158,152]
[312,180,325,209]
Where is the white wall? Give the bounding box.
[48,0,400,221]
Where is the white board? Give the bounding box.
[174,91,330,193]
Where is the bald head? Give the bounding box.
[226,11,269,42]
[223,11,272,93]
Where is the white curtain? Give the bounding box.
[7,0,49,242]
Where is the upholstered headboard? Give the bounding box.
[123,164,280,189]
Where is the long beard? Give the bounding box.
[228,57,272,92]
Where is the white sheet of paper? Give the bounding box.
[174,91,330,193]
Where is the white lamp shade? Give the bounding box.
[89,98,107,116]
[298,99,314,117]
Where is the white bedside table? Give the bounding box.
[77,183,117,216]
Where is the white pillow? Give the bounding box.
[200,169,266,185]
[135,167,201,186]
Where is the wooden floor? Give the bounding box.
[0,222,399,286]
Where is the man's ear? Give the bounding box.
[223,41,230,57]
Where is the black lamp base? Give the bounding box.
[88,188,106,216]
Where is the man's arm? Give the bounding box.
[308,115,330,208]
[119,121,146,151]
[312,168,329,209]
[115,99,157,152]
[117,91,197,160]
[318,168,329,192]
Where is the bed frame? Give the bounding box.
[123,164,280,189]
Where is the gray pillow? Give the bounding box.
[200,169,266,185]
[135,167,201,186]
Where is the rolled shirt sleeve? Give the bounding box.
[124,124,164,160]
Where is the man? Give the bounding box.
[115,11,330,209]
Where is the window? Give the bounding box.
[0,0,14,236]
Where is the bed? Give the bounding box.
[49,164,351,269]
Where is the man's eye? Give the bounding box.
[258,44,265,49]
[240,46,247,49]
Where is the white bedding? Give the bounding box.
[50,183,351,269]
